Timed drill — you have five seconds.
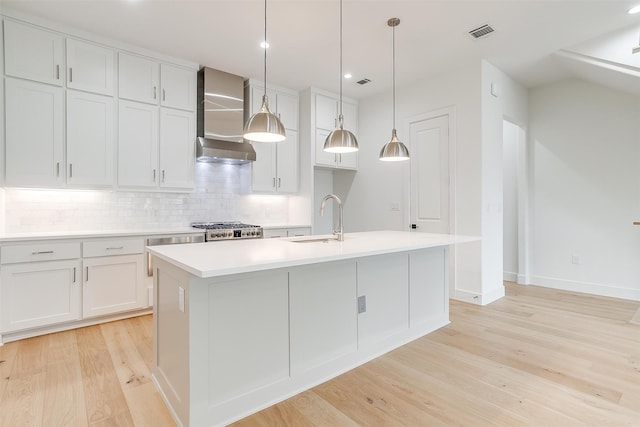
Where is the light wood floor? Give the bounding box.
[1,283,639,426]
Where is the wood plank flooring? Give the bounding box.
[0,282,638,426]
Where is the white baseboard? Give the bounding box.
[503,271,517,282]
[452,286,505,306]
[531,275,640,301]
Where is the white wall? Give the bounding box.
[2,163,295,232]
[503,120,520,280]
[529,78,640,300]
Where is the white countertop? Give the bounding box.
[0,228,205,243]
[148,231,479,278]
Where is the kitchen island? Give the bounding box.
[148,231,477,427]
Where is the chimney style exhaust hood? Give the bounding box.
[196,67,256,164]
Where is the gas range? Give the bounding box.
[191,222,263,242]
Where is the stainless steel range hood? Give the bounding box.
[196,67,256,164]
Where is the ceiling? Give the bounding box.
[2,0,640,100]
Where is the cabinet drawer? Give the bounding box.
[263,229,286,239]
[83,238,144,258]
[1,242,81,264]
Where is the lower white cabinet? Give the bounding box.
[1,260,82,333]
[82,254,146,318]
[262,226,311,239]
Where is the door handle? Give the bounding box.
[153,86,157,99]
[69,67,73,83]
[69,163,73,178]
[162,88,166,101]
[85,266,89,281]
[278,177,281,188]
[153,169,156,182]
[56,64,60,80]
[56,162,60,177]
[162,170,165,182]
[73,267,76,283]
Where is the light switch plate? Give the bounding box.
[357,295,366,314]
[178,286,185,312]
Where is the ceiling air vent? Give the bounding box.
[468,24,495,39]
[356,78,371,85]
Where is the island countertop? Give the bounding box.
[147,230,479,278]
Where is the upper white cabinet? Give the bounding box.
[313,93,358,170]
[160,108,196,190]
[66,90,115,187]
[118,52,160,104]
[118,100,160,188]
[119,53,195,111]
[5,78,65,187]
[66,38,115,95]
[160,63,196,111]
[246,81,299,193]
[3,19,65,86]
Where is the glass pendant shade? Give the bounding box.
[324,116,358,153]
[244,95,286,142]
[379,128,410,161]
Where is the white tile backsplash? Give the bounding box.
[2,162,290,232]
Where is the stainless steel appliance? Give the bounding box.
[192,222,263,242]
[196,67,256,164]
[146,233,205,277]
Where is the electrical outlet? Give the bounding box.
[357,295,366,314]
[571,255,580,265]
[390,202,400,212]
[178,286,185,312]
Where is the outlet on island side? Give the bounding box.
[357,295,367,314]
[571,255,580,265]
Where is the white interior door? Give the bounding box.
[410,114,450,234]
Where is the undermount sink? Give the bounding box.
[289,237,338,243]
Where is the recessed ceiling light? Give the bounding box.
[260,41,269,49]
[344,73,352,79]
[628,5,640,14]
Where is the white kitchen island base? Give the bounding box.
[149,231,476,427]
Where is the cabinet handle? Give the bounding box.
[154,86,157,99]
[272,177,276,188]
[153,169,156,182]
[85,266,89,282]
[278,177,281,188]
[162,170,165,182]
[56,162,60,177]
[73,267,76,283]
[69,163,73,178]
[69,67,73,83]
[32,250,54,255]
[162,88,166,101]
[56,64,60,80]
[106,246,124,250]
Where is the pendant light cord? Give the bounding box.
[392,21,396,130]
[339,0,343,119]
[263,0,268,98]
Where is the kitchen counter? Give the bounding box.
[148,230,477,278]
[0,228,204,242]
[151,230,478,426]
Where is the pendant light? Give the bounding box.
[323,0,359,154]
[243,0,286,143]
[379,18,410,162]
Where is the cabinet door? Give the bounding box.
[118,100,159,188]
[277,130,298,193]
[5,78,64,187]
[275,92,298,131]
[66,90,114,187]
[66,38,115,95]
[314,129,337,167]
[83,254,145,318]
[118,52,159,104]
[337,101,358,169]
[160,108,195,190]
[3,20,65,86]
[315,94,337,130]
[1,260,81,333]
[160,64,195,111]
[251,142,277,192]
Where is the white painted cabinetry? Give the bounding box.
[0,242,82,333]
[66,90,115,187]
[3,19,65,86]
[313,93,358,170]
[117,53,196,191]
[245,82,299,193]
[262,227,311,238]
[82,238,146,318]
[5,78,65,187]
[66,38,115,95]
